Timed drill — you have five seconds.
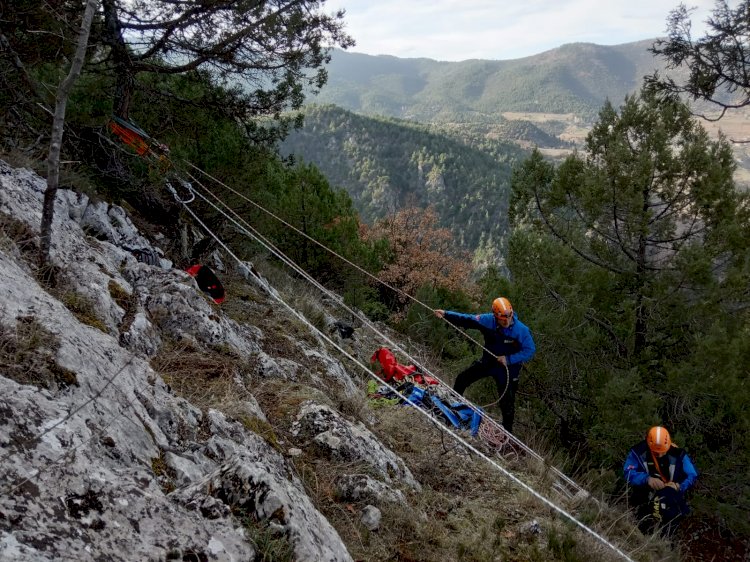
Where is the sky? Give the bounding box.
[324,0,717,62]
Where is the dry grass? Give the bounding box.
[151,448,177,493]
[0,210,38,259]
[0,316,78,390]
[219,277,265,325]
[107,280,131,310]
[233,507,295,562]
[108,279,138,335]
[149,339,256,416]
[58,290,109,333]
[251,378,334,428]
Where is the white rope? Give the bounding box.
[169,182,635,562]
[181,166,590,497]
[184,162,501,360]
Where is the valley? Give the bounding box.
[501,109,750,185]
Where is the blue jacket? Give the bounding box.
[623,440,698,494]
[443,311,536,375]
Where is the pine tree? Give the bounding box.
[647,0,750,121]
[509,87,750,531]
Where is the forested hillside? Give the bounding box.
[279,105,530,265]
[3,0,750,559]
[310,40,671,123]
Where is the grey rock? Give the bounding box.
[292,402,420,491]
[172,455,353,561]
[120,310,162,356]
[57,190,171,269]
[360,505,382,531]
[303,349,359,398]
[0,162,354,562]
[255,351,302,380]
[165,452,205,487]
[519,519,541,536]
[335,474,406,504]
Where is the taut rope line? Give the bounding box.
[181,163,588,497]
[168,186,635,562]
[184,169,519,430]
[184,162,495,359]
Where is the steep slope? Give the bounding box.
[279,105,530,265]
[0,162,352,561]
[0,160,674,561]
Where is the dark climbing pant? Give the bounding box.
[453,361,519,433]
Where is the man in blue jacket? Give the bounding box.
[435,297,536,433]
[623,426,698,536]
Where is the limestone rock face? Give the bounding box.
[0,161,359,561]
[0,264,255,560]
[57,190,172,269]
[172,454,352,562]
[126,264,261,357]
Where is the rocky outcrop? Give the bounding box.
[335,474,406,504]
[58,189,171,269]
[291,402,420,491]
[0,161,362,561]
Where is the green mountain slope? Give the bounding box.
[279,105,529,265]
[311,40,668,122]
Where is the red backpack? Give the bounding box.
[370,347,439,385]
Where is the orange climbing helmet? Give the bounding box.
[492,297,513,318]
[647,426,672,454]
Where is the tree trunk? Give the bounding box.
[102,0,133,118]
[39,0,99,267]
[633,185,651,359]
[180,223,189,263]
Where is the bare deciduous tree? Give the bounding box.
[363,206,473,306]
[40,0,99,267]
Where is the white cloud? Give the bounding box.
[325,0,718,61]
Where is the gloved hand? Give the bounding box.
[648,477,665,490]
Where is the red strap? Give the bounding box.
[109,121,149,155]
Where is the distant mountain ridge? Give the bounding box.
[310,40,669,123]
[283,40,697,265]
